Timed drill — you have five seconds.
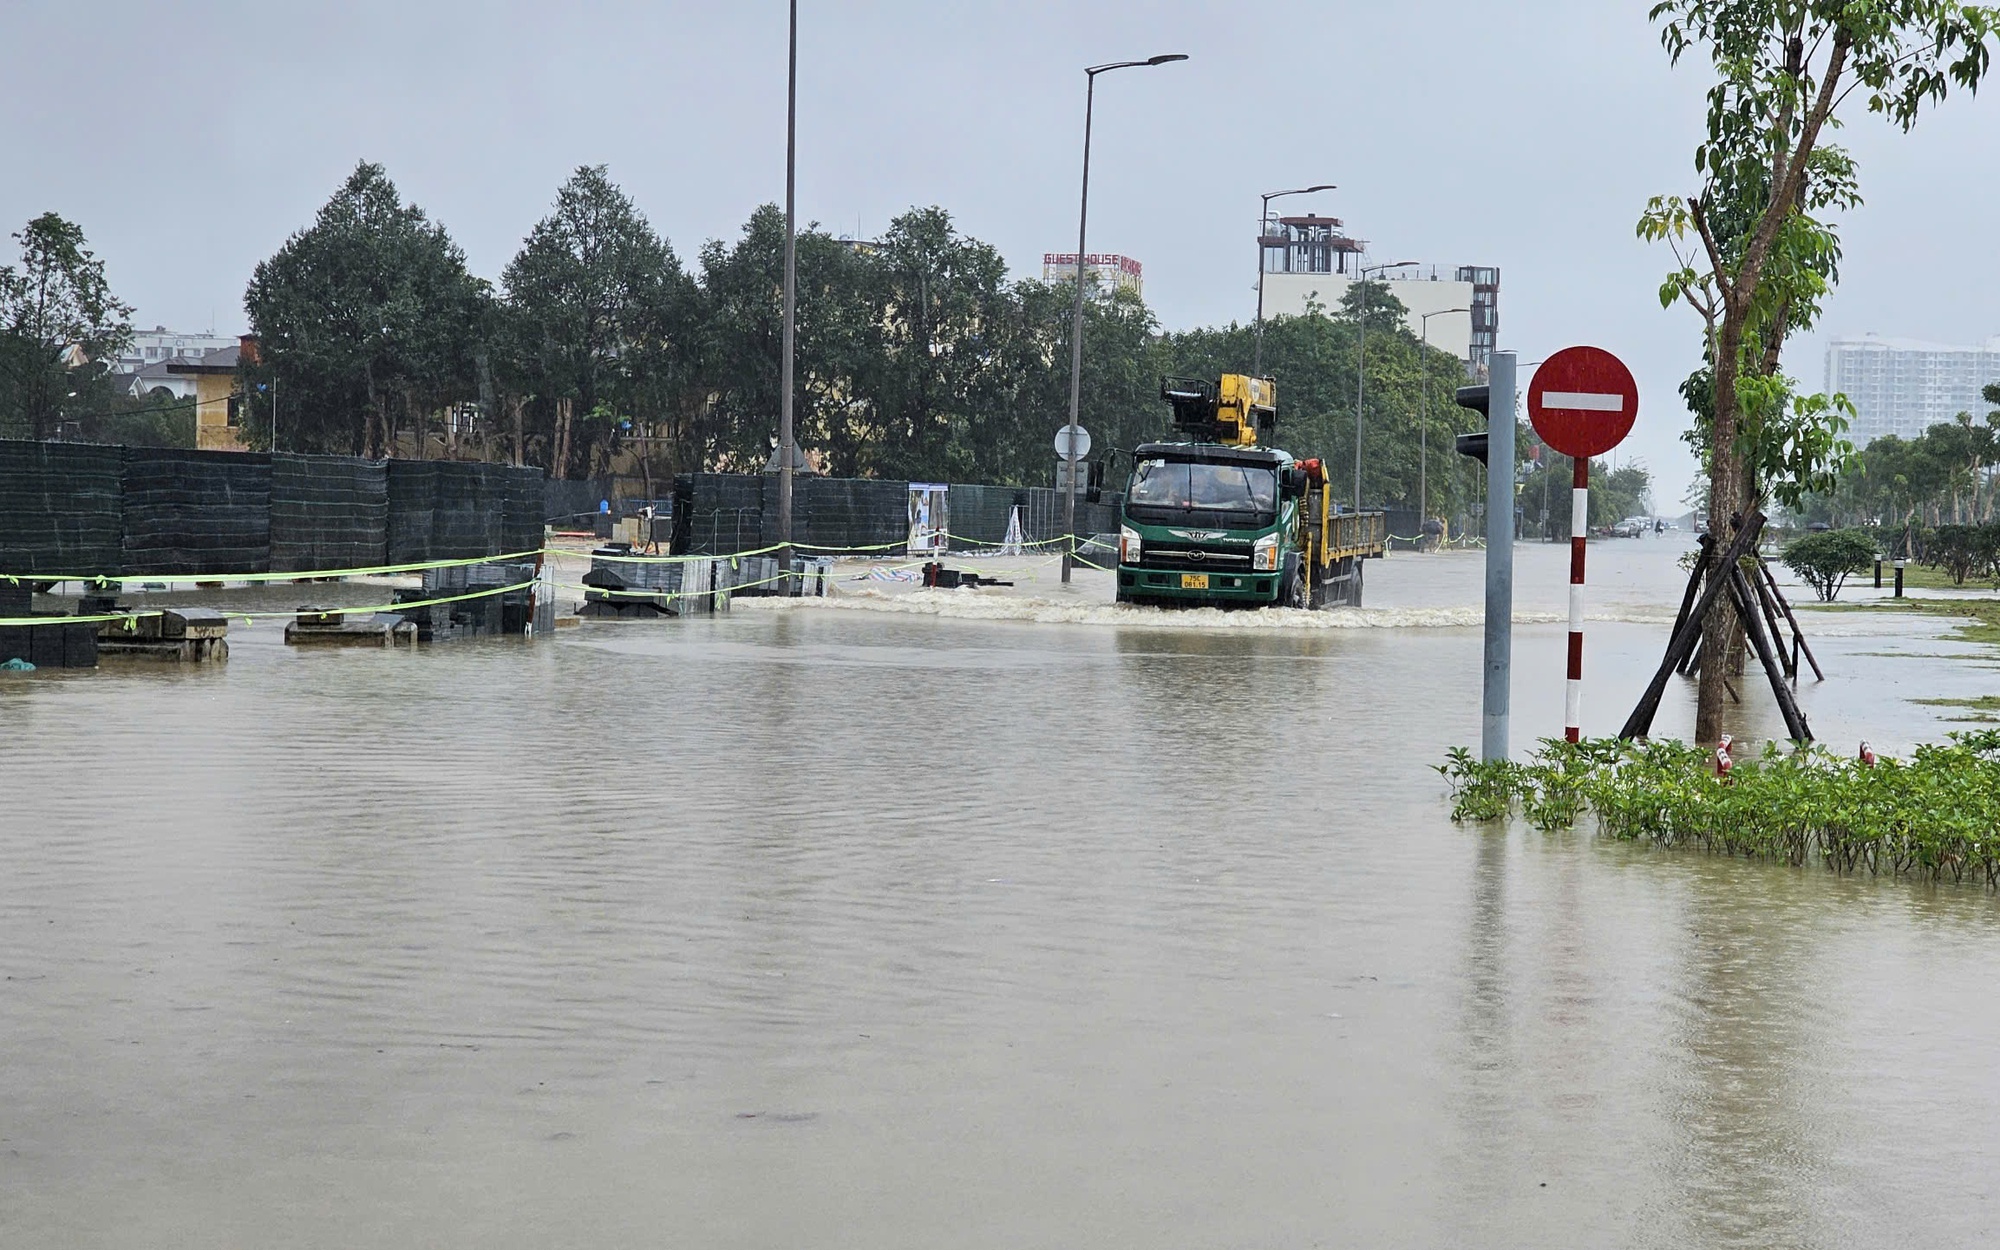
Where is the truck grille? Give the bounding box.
[1139,541,1252,571]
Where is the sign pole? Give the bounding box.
[1481,351,1515,763]
[1566,455,1588,743]
[1526,344,1638,748]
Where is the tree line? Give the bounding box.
[4,160,1506,519]
[1797,390,2000,530]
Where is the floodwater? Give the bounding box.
[5,539,2000,1248]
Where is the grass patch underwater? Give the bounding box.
[1439,733,2000,888]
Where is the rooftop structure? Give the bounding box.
[109,325,238,375]
[1255,213,1498,372]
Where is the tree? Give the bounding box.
[244,161,491,457]
[1520,447,1654,536]
[83,386,197,449]
[1152,290,1485,522]
[694,205,879,477]
[1928,523,2000,585]
[500,166,699,479]
[0,213,133,440]
[860,207,1016,482]
[1782,528,1878,601]
[1638,1,1998,741]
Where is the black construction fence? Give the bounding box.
[0,439,543,580]
[271,453,388,573]
[667,472,1124,557]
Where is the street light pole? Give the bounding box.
[1253,183,1335,376]
[1352,259,1415,510]
[1062,52,1187,585]
[778,0,800,569]
[1416,305,1470,540]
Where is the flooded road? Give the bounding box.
[5,540,1999,1248]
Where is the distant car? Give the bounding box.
[1807,521,1832,532]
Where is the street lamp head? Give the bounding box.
[1264,183,1337,203]
[1090,53,1189,74]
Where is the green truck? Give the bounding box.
[1114,374,1386,608]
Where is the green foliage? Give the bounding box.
[244,161,492,457]
[1435,747,1522,822]
[1156,291,1486,517]
[1439,733,2000,886]
[226,163,1489,505]
[83,387,197,449]
[500,165,697,477]
[0,212,134,440]
[1639,1,1996,545]
[1926,523,2000,586]
[1519,446,1655,536]
[1799,408,2000,528]
[1782,527,1878,600]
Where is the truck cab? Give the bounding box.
[1114,375,1386,609]
[1117,443,1297,605]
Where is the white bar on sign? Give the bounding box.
[1544,391,1625,412]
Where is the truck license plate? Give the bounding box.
[1180,573,1209,590]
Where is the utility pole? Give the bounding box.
[1482,351,1516,761]
[777,0,799,573]
[1061,53,1187,585]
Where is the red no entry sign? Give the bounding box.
[1528,346,1637,459]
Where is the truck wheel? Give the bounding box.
[1280,554,1306,609]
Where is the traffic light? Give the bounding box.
[1453,384,1489,464]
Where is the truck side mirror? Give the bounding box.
[1280,465,1307,498]
[1085,459,1105,503]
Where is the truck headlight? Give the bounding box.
[1252,533,1280,571]
[1120,526,1142,564]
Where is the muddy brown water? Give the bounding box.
[5,540,1999,1248]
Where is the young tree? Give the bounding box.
[244,162,490,457]
[1639,1,1998,740]
[1782,528,1878,601]
[0,213,133,440]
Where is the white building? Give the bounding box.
[1824,334,2000,445]
[1255,213,1498,371]
[1041,252,1142,299]
[109,325,239,376]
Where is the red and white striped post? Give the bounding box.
[1566,455,1588,742]
[1526,346,1638,746]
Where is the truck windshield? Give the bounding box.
[1128,459,1276,513]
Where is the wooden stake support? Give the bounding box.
[1619,510,1820,742]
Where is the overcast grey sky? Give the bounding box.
[5,1,1997,502]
